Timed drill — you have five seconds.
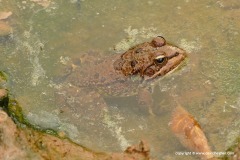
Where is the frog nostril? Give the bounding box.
[168,52,180,59]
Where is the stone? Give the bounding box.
[0,21,12,37]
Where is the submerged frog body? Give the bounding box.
[55,36,186,118]
[64,36,186,96]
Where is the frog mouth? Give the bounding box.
[143,51,187,81]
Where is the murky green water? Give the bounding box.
[1,0,240,159]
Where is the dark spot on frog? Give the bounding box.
[144,68,155,77]
[135,48,143,53]
[131,60,137,67]
[151,36,166,47]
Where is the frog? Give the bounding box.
[55,36,186,120]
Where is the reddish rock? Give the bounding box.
[0,89,7,100]
[0,109,152,160]
[0,21,12,36]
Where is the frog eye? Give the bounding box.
[154,55,167,64]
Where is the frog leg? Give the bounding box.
[55,84,132,148]
[137,87,155,116]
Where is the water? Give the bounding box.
[1,0,240,159]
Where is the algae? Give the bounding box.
[222,137,240,160]
[0,71,7,81]
[113,26,158,53]
[0,98,59,137]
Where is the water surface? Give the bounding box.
[0,0,240,159]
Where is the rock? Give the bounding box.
[109,140,152,160]
[125,140,150,157]
[0,11,12,20]
[170,106,214,160]
[0,21,12,37]
[0,107,153,160]
[0,110,27,159]
[0,89,7,100]
[0,110,8,122]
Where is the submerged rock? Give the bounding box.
[0,109,152,160]
[0,11,12,20]
[0,98,152,160]
[0,21,12,37]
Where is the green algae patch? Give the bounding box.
[0,95,103,158]
[3,98,58,136]
[0,71,7,82]
[221,137,240,160]
[0,97,87,151]
[6,100,25,123]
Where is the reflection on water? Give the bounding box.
[1,0,240,159]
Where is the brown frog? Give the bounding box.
[55,36,186,119]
